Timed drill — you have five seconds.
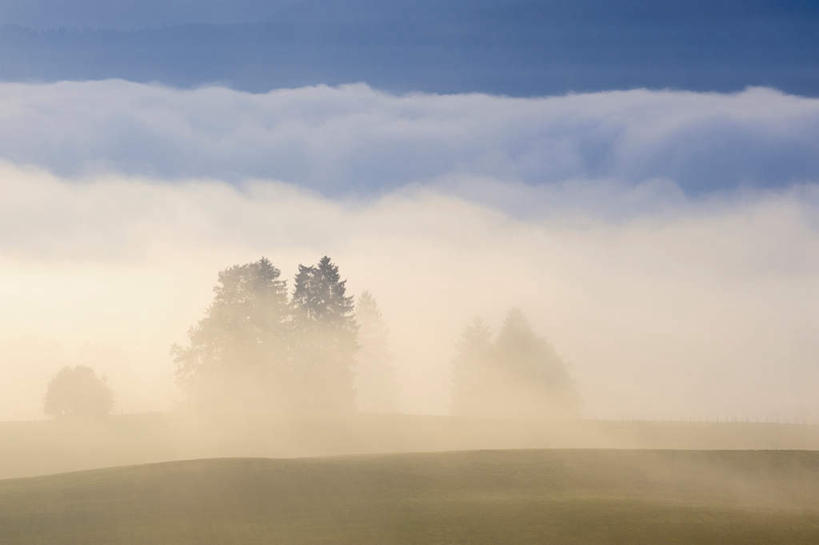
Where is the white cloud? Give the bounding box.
[0,82,817,195]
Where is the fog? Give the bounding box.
[1,82,819,483]
[1,161,818,427]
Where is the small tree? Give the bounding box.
[44,365,113,419]
[451,309,579,418]
[355,291,397,413]
[493,309,578,417]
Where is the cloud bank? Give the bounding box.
[1,82,818,196]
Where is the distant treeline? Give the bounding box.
[45,257,578,419]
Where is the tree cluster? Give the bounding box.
[173,256,364,415]
[452,309,579,419]
[172,258,576,419]
[41,259,579,422]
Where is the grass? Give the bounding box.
[3,414,819,480]
[2,449,819,544]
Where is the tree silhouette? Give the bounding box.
[172,257,290,412]
[44,365,113,419]
[292,256,355,323]
[355,291,397,413]
[493,309,578,417]
[451,309,578,418]
[291,256,357,414]
[451,318,495,416]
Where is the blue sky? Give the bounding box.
[1,0,818,96]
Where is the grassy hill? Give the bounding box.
[2,449,819,544]
[3,414,819,480]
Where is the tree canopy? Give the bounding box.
[173,257,581,420]
[44,365,113,419]
[173,257,290,412]
[291,256,357,413]
[173,256,357,415]
[355,291,397,413]
[452,309,578,419]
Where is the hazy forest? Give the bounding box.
[42,255,579,423]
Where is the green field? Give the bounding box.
[2,449,819,545]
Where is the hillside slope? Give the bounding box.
[2,449,819,544]
[4,415,819,480]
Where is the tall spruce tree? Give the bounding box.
[172,257,290,412]
[355,291,397,413]
[291,256,357,414]
[451,318,495,416]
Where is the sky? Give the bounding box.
[0,2,818,422]
[1,0,818,94]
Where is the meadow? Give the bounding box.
[2,449,819,545]
[3,414,819,479]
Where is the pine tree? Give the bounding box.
[291,256,357,414]
[292,256,355,324]
[355,291,397,413]
[451,318,495,416]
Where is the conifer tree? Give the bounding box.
[451,318,495,416]
[355,291,397,413]
[291,256,357,413]
[451,309,578,418]
[494,309,578,417]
